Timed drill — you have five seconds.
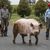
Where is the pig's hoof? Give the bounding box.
[29,40,32,45]
[35,42,38,45]
[13,40,16,44]
[23,41,26,44]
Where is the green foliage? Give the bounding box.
[17,0,31,18]
[34,0,47,16]
[0,0,12,13]
[12,5,17,13]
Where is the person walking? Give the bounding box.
[45,3,50,40]
[1,5,10,37]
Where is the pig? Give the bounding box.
[13,18,42,45]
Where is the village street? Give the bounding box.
[0,22,50,50]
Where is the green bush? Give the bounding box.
[17,0,31,18]
[12,5,17,13]
[34,0,47,16]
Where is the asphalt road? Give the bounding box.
[0,23,50,50]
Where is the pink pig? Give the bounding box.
[13,18,42,45]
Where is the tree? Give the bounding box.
[34,0,47,16]
[17,0,31,18]
[0,0,12,13]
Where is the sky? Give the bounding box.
[9,0,50,5]
[9,0,20,5]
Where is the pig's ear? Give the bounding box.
[30,23,34,29]
[39,23,42,29]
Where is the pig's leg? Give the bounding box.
[13,30,18,44]
[35,35,38,45]
[28,34,31,45]
[21,34,26,44]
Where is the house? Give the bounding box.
[28,0,49,5]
